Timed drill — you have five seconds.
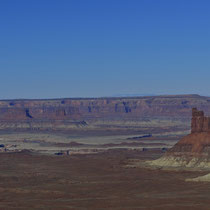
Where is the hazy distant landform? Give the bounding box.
[0,94,210,155]
[1,94,210,133]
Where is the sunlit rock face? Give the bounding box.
[191,108,210,133]
[0,94,210,131]
[147,108,210,169]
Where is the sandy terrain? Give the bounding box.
[0,130,209,209]
[0,149,210,209]
[0,131,179,155]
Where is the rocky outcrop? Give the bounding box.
[191,108,210,133]
[147,108,210,169]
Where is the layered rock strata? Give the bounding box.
[147,108,210,169]
[0,94,209,131]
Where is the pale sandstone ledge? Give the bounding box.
[186,173,210,182]
[145,156,210,169]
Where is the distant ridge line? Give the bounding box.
[0,94,206,101]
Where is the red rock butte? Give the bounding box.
[191,108,210,133]
[147,108,210,169]
[168,108,210,154]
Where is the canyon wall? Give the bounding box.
[0,94,210,131]
[1,94,210,121]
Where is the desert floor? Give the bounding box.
[0,148,210,209]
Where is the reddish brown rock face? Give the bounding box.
[0,94,208,121]
[167,108,210,155]
[0,94,209,131]
[147,108,210,169]
[191,108,210,133]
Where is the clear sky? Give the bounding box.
[0,0,210,99]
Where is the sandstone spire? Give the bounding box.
[191,108,210,133]
[146,108,210,169]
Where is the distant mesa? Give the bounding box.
[0,94,209,131]
[146,108,210,169]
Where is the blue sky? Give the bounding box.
[0,0,210,99]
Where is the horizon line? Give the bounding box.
[0,94,206,101]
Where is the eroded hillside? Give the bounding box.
[0,94,210,133]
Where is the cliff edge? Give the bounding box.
[0,94,208,132]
